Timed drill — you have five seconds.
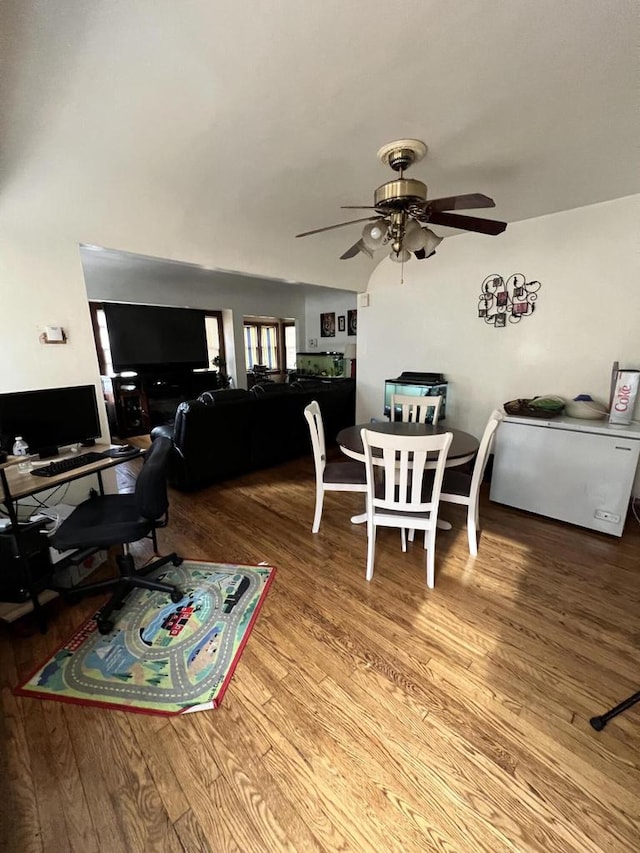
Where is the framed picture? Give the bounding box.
[347,308,357,336]
[320,312,336,337]
[338,315,346,332]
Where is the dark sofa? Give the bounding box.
[151,380,356,490]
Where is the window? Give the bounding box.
[244,317,295,375]
[89,303,114,376]
[204,312,225,369]
[284,323,296,369]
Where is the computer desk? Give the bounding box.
[0,443,144,629]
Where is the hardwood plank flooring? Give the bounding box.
[1,450,639,852]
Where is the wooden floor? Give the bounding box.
[1,451,639,852]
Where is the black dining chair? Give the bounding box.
[50,436,183,634]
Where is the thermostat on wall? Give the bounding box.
[40,325,67,344]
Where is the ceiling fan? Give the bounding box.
[295,139,507,264]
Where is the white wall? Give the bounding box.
[0,228,113,502]
[0,227,107,430]
[304,289,357,353]
[358,196,640,442]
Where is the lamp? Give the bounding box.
[389,248,411,263]
[343,343,357,378]
[402,219,426,251]
[359,216,442,265]
[361,221,388,251]
[419,227,443,255]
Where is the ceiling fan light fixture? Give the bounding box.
[403,220,443,255]
[420,227,443,255]
[361,220,387,251]
[402,219,426,251]
[389,248,411,263]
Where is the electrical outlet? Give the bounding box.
[594,509,621,523]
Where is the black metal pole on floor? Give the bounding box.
[590,690,640,731]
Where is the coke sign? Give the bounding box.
[609,370,640,425]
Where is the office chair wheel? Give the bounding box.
[170,588,183,604]
[172,556,183,567]
[97,617,114,635]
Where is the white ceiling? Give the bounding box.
[1,0,638,290]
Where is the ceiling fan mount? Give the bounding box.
[377,138,428,172]
[295,138,508,265]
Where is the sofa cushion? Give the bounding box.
[250,383,294,397]
[198,388,252,405]
[169,399,254,489]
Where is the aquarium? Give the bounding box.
[296,352,346,378]
[384,372,448,421]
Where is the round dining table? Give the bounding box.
[336,421,480,527]
[337,421,479,467]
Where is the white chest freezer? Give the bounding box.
[490,415,640,536]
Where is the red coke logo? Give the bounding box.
[614,385,632,413]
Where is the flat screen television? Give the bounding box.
[0,384,102,458]
[104,303,208,372]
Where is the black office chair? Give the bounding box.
[51,436,183,634]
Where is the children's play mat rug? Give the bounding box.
[15,561,275,715]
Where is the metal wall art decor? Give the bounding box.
[320,312,336,337]
[478,273,541,328]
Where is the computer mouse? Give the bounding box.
[117,445,134,453]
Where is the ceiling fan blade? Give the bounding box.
[340,205,378,210]
[413,248,437,260]
[427,211,507,235]
[426,193,496,212]
[340,239,370,260]
[295,216,382,238]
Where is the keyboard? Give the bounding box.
[31,451,106,478]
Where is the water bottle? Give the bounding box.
[12,436,32,472]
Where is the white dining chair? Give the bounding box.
[390,393,442,425]
[304,401,367,533]
[360,427,453,588]
[439,409,503,555]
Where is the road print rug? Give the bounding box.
[15,561,275,715]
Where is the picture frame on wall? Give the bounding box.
[338,315,346,332]
[347,308,357,336]
[320,312,336,337]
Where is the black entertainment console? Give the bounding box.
[102,368,223,437]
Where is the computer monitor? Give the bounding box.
[0,384,102,458]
